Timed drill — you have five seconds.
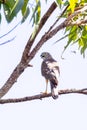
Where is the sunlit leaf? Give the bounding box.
[69,0,78,12]
[22,0,28,15]
[78,38,84,47]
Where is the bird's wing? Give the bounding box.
[41,59,59,85]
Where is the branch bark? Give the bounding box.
[0,88,87,104]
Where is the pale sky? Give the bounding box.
[0,1,87,130]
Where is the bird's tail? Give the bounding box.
[50,82,58,99]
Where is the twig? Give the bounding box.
[0,22,20,39]
[48,5,69,33]
[0,88,87,104]
[0,36,16,46]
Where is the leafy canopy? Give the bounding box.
[0,0,87,56]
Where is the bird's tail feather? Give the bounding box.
[50,82,58,99]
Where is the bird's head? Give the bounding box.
[40,52,52,60]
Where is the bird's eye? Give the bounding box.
[41,55,45,58]
[42,55,44,57]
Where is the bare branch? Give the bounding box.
[0,88,87,104]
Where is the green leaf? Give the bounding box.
[5,0,15,8]
[0,13,1,24]
[21,0,29,23]
[64,1,69,6]
[30,0,41,25]
[36,0,41,19]
[70,25,77,33]
[3,0,24,22]
[81,45,86,57]
[22,0,28,15]
[56,0,63,8]
[3,4,12,22]
[21,7,30,23]
[0,2,1,9]
[65,26,71,33]
[78,38,84,47]
[62,26,79,54]
[10,0,24,16]
[56,0,63,5]
[77,26,87,56]
[68,26,78,43]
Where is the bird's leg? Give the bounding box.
[44,79,48,94]
[40,79,48,95]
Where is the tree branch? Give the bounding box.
[0,88,87,104]
[70,19,87,26]
[66,3,87,25]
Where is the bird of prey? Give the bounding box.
[40,52,60,99]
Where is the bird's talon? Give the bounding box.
[40,92,48,95]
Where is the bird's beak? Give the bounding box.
[40,54,42,58]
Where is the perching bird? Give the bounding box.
[40,52,60,99]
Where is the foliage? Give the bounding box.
[0,0,87,55]
[56,0,87,56]
[0,0,41,23]
[63,0,87,56]
[2,0,24,22]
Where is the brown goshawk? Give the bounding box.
[40,52,60,99]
